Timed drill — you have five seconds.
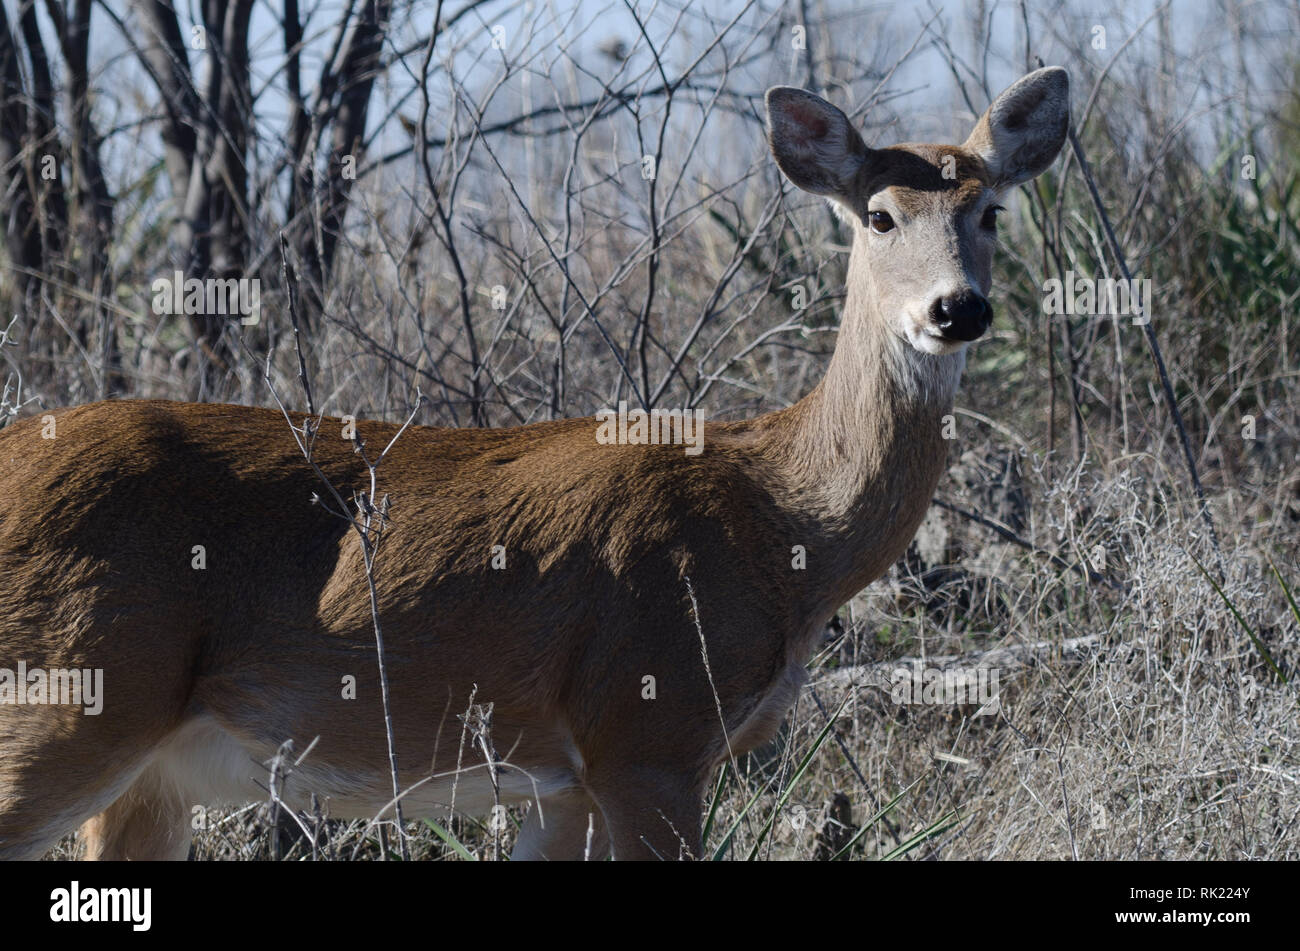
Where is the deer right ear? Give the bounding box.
[765,87,870,200]
[963,67,1070,187]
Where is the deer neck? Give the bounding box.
[761,243,965,612]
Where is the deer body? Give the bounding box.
[0,69,1068,860]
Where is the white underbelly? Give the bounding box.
[151,718,576,820]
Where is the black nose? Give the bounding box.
[929,290,991,341]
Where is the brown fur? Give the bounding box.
[846,144,991,220]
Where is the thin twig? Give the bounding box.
[932,497,1121,590]
[279,234,315,417]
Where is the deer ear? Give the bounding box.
[964,67,1069,187]
[766,86,870,200]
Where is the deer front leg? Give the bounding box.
[586,766,704,861]
[80,764,192,860]
[511,788,609,861]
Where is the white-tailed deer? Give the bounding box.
[0,68,1068,860]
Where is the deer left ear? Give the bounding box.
[766,86,871,201]
[963,67,1069,188]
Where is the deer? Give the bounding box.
[0,68,1068,861]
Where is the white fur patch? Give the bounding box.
[886,325,968,406]
[150,718,577,822]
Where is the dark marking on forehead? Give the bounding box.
[857,144,991,214]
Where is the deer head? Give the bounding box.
[766,68,1069,358]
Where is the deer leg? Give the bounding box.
[588,767,704,861]
[511,787,609,861]
[80,764,192,861]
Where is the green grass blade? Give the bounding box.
[829,777,923,861]
[709,763,771,861]
[881,809,961,861]
[1267,556,1300,638]
[744,693,851,861]
[423,818,477,861]
[701,760,730,850]
[1189,552,1287,684]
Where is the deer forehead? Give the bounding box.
[857,144,992,217]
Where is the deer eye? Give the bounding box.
[868,210,895,234]
[980,205,1004,231]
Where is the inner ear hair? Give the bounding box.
[963,67,1070,188]
[765,86,870,199]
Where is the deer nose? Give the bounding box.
[929,290,991,342]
